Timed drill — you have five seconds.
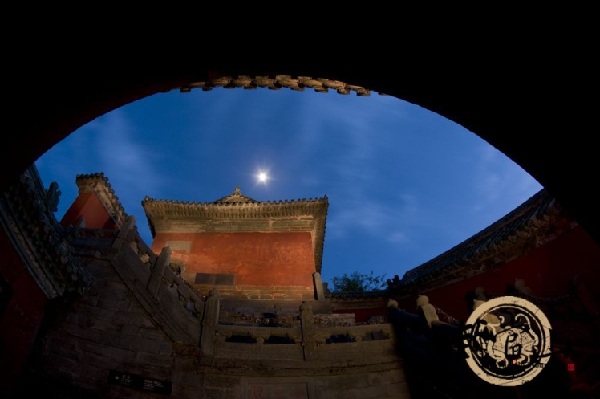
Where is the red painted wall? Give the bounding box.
[60,192,116,229]
[0,232,47,394]
[397,226,600,322]
[151,232,316,287]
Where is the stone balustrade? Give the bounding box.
[202,291,395,362]
[216,324,303,344]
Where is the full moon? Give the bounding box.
[257,171,268,183]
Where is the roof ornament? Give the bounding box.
[213,186,257,204]
[46,181,61,213]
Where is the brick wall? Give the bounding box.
[17,230,410,398]
[152,232,316,289]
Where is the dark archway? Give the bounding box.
[6,53,597,244]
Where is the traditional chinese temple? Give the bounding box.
[0,168,405,398]
[141,186,328,302]
[1,166,599,398]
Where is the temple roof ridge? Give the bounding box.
[75,172,128,227]
[142,187,329,207]
[214,186,258,204]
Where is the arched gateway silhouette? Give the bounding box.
[3,34,598,399]
[6,60,598,245]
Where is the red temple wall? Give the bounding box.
[60,192,116,229]
[151,231,316,287]
[0,232,47,394]
[397,226,600,322]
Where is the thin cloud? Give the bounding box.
[471,143,542,215]
[387,231,408,243]
[92,110,162,194]
[326,193,419,245]
[281,91,408,174]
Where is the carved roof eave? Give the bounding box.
[0,165,92,298]
[75,173,128,227]
[142,196,329,220]
[141,195,329,273]
[180,75,380,97]
[397,189,577,293]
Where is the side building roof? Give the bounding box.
[396,188,578,292]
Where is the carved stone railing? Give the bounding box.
[216,324,302,345]
[314,324,393,344]
[68,217,396,362]
[84,215,205,346]
[205,292,394,361]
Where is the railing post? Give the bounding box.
[147,246,171,296]
[313,272,324,300]
[200,289,220,356]
[300,302,316,361]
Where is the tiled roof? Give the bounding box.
[0,165,93,297]
[181,75,376,96]
[398,189,576,291]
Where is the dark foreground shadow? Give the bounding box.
[387,306,574,399]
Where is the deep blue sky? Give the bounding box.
[34,87,542,287]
